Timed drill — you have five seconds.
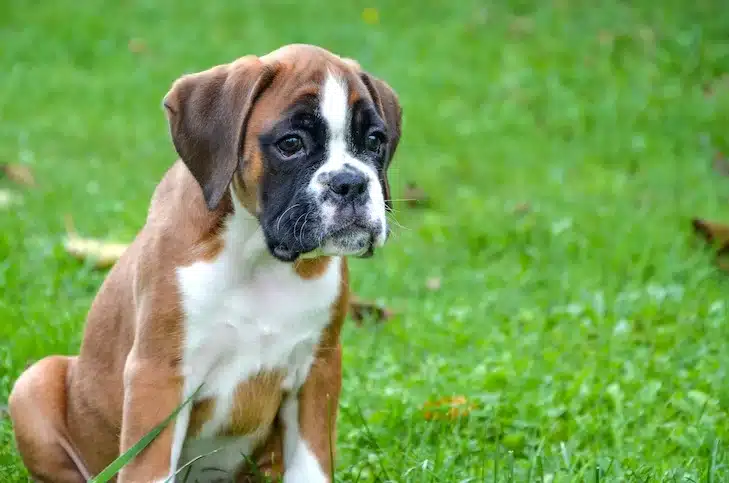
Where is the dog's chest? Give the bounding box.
[176,253,342,441]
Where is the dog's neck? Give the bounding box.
[219,193,281,276]
[221,192,333,279]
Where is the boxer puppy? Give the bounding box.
[9,43,402,483]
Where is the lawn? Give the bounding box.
[2,0,729,481]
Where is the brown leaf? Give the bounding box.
[712,152,729,177]
[425,277,441,291]
[422,396,476,421]
[598,30,614,46]
[128,38,147,54]
[349,295,395,326]
[513,202,531,215]
[402,182,430,208]
[63,215,129,269]
[1,163,36,187]
[704,74,729,98]
[692,218,729,273]
[692,218,729,254]
[508,16,534,36]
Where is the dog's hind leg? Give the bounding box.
[9,356,90,483]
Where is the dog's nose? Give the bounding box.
[328,170,368,202]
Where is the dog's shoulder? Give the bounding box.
[84,160,231,333]
[137,160,232,270]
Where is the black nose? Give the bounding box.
[328,170,368,202]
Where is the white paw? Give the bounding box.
[283,446,328,483]
[284,468,328,483]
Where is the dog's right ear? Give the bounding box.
[163,56,277,210]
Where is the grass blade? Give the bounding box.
[164,447,223,483]
[89,384,202,483]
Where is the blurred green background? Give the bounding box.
[2,0,729,481]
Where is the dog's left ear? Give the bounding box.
[359,71,403,208]
[163,56,277,210]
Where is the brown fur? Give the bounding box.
[293,257,332,279]
[222,372,286,437]
[8,44,401,483]
[187,398,216,439]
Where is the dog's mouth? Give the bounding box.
[265,202,385,262]
[330,222,375,255]
[294,221,376,261]
[270,224,374,262]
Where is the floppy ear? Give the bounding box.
[360,71,403,208]
[163,56,277,210]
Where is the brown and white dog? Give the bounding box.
[9,44,402,483]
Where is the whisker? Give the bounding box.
[298,211,312,247]
[385,206,403,215]
[275,204,300,235]
[386,212,410,232]
[291,211,307,242]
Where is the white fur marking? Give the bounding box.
[282,396,328,483]
[309,72,388,250]
[166,396,192,481]
[320,73,348,141]
[168,193,341,480]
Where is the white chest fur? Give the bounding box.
[168,205,341,480]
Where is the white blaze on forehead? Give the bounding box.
[308,70,389,252]
[320,71,349,141]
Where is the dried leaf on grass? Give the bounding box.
[598,30,614,46]
[692,218,729,273]
[704,74,729,98]
[512,201,531,215]
[712,152,729,177]
[63,215,129,269]
[717,259,729,273]
[349,295,395,326]
[692,218,729,254]
[128,38,147,54]
[1,163,36,187]
[422,396,477,421]
[509,16,534,36]
[402,182,430,208]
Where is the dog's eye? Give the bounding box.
[365,133,384,154]
[276,135,304,157]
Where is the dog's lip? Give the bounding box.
[329,219,372,237]
[356,244,375,258]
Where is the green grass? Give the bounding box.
[2,0,729,481]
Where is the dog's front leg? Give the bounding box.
[281,341,342,483]
[118,355,188,483]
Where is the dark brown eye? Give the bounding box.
[276,135,304,157]
[365,133,383,154]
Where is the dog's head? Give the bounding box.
[163,44,402,262]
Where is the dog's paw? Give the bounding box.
[283,452,328,483]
